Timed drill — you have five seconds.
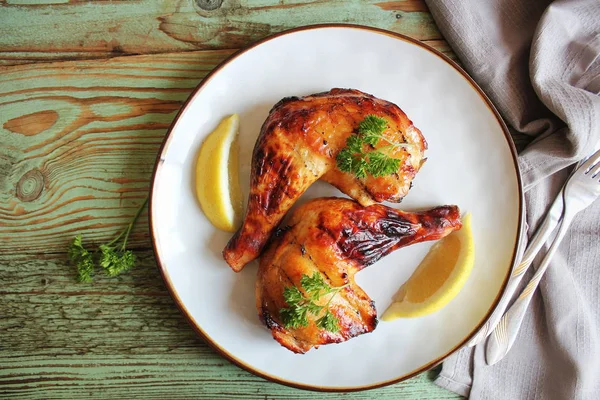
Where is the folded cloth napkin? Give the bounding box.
[423,0,600,399]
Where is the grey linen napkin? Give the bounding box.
[423,0,600,399]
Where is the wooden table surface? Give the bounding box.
[0,1,462,398]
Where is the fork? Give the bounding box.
[486,149,600,365]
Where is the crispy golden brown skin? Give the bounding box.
[256,198,461,353]
[223,89,427,271]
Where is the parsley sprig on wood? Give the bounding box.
[336,115,413,179]
[280,272,348,333]
[68,196,148,282]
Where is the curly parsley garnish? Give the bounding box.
[68,196,148,282]
[336,115,413,179]
[68,235,95,283]
[280,272,348,333]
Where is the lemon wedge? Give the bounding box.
[382,213,474,320]
[195,114,243,232]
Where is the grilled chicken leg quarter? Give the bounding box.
[223,89,427,271]
[256,198,462,353]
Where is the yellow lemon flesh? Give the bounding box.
[195,114,243,232]
[382,213,474,320]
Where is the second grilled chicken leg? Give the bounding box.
[256,197,462,353]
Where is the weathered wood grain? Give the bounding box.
[0,252,460,399]
[0,50,231,254]
[0,0,444,65]
[0,44,455,256]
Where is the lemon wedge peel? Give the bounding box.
[381,213,474,320]
[195,114,243,233]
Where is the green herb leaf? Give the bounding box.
[346,134,365,153]
[351,154,369,179]
[306,302,324,315]
[367,151,401,177]
[300,273,330,294]
[359,116,387,146]
[279,273,346,333]
[67,197,148,283]
[99,245,136,277]
[68,235,95,283]
[280,305,309,329]
[316,311,340,333]
[283,285,304,306]
[336,147,356,174]
[336,115,406,179]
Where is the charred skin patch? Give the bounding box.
[270,96,301,112]
[315,203,460,268]
[278,108,311,134]
[274,225,292,238]
[260,307,279,330]
[252,142,299,212]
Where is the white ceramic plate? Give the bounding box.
[150,25,523,391]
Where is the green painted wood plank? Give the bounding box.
[0,0,443,65]
[0,252,460,399]
[0,50,231,254]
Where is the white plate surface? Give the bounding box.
[150,25,523,391]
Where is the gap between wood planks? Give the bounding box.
[0,47,242,68]
[0,39,452,68]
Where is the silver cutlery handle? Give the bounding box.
[485,212,573,365]
[467,195,563,347]
[467,257,534,347]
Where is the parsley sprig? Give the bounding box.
[280,272,348,333]
[68,235,95,283]
[336,115,413,179]
[68,196,148,282]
